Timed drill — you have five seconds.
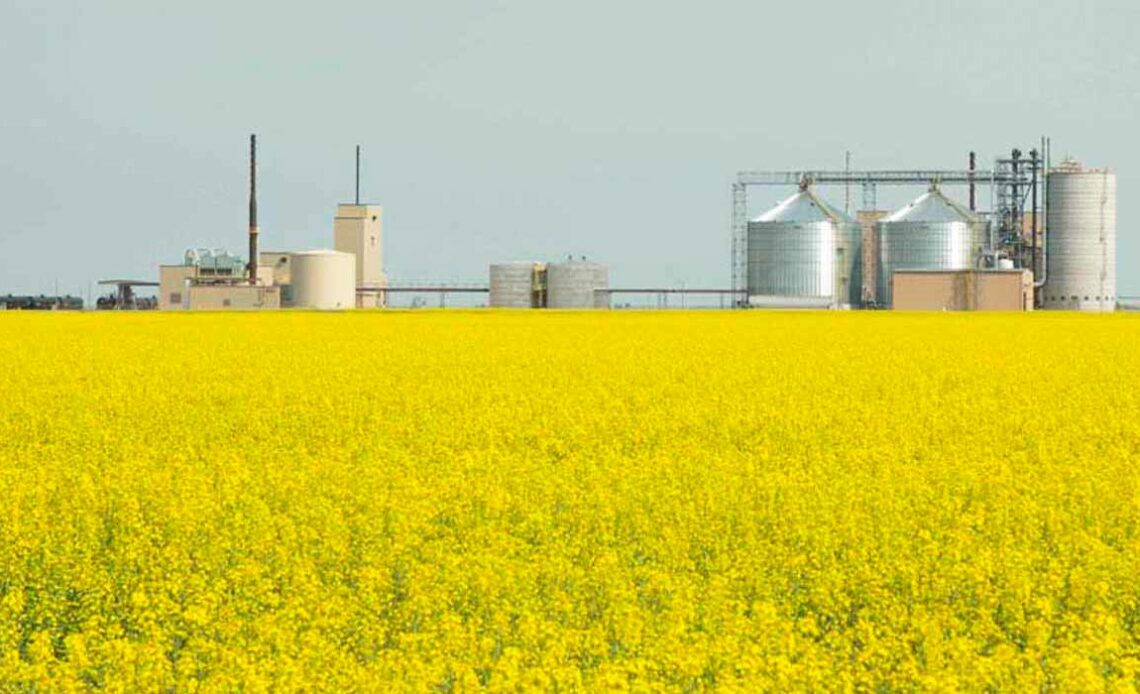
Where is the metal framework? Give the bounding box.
[96,280,160,310]
[379,284,489,309]
[601,288,740,309]
[729,167,1039,301]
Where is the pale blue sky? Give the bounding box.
[1,1,1136,297]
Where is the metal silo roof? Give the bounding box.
[752,188,856,224]
[882,187,977,224]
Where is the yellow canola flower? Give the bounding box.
[0,310,1138,690]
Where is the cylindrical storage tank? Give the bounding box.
[876,187,983,307]
[289,250,355,310]
[489,262,541,308]
[747,186,862,308]
[546,260,609,309]
[1042,162,1116,311]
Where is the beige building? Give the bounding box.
[158,265,196,310]
[334,204,388,307]
[259,252,292,286]
[160,264,275,310]
[185,285,281,310]
[891,270,1033,311]
[159,202,388,312]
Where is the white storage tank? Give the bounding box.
[290,250,355,310]
[490,262,544,308]
[546,260,609,309]
[1042,161,1117,311]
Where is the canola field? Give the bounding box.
[1,311,1139,691]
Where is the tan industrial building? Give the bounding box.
[334,204,388,308]
[157,137,387,311]
[891,269,1034,311]
[158,205,386,312]
[184,285,281,310]
[158,253,276,311]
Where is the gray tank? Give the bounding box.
[546,260,609,309]
[747,186,862,307]
[489,262,543,308]
[876,187,984,307]
[1042,161,1116,311]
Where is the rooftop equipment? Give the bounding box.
[876,186,985,307]
[746,184,861,308]
[184,248,246,276]
[1041,161,1116,311]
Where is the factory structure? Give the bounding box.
[23,134,1111,313]
[157,137,387,311]
[734,140,1120,311]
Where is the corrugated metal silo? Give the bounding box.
[1042,161,1116,311]
[746,186,862,307]
[876,186,983,307]
[290,250,355,310]
[489,262,544,308]
[546,260,609,309]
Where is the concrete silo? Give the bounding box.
[1042,161,1116,311]
[546,260,609,309]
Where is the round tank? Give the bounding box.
[290,250,355,310]
[876,187,983,307]
[746,186,862,307]
[546,260,609,309]
[490,262,542,308]
[1042,162,1116,311]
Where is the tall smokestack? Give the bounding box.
[249,134,258,285]
[355,145,361,205]
[968,151,976,212]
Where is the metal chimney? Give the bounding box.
[968,151,976,212]
[248,134,259,285]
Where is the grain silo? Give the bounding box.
[747,185,861,308]
[1041,161,1116,311]
[876,186,984,307]
[489,262,545,308]
[546,260,609,309]
[290,250,355,310]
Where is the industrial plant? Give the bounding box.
[155,137,387,312]
[3,135,1122,313]
[733,141,1119,312]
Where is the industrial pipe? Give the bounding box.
[1034,137,1050,289]
[1030,148,1038,288]
[248,134,259,285]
